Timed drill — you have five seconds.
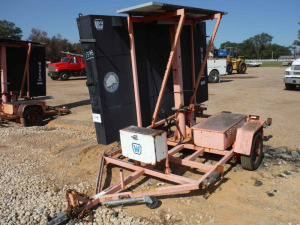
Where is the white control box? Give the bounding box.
[120,126,167,165]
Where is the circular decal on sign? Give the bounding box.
[104,72,119,93]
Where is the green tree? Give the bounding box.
[28,28,48,43]
[239,39,256,59]
[220,41,239,49]
[262,44,291,59]
[219,33,290,59]
[291,22,300,56]
[248,33,273,59]
[0,20,22,40]
[28,28,82,62]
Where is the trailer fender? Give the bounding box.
[234,122,263,155]
[17,105,28,118]
[17,104,43,118]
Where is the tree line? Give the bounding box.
[28,28,82,62]
[219,33,291,59]
[0,20,81,62]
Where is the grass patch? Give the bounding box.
[261,61,283,67]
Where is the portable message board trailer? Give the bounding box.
[0,39,69,126]
[46,3,272,224]
[77,9,210,145]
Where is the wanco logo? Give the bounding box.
[132,143,142,155]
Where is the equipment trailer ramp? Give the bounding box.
[46,2,271,224]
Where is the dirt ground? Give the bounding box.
[2,67,300,224]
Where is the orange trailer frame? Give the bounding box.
[54,3,271,224]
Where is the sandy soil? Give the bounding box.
[1,67,300,224]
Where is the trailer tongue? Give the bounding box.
[46,2,271,224]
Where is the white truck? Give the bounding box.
[284,58,300,90]
[207,58,227,83]
[246,61,262,67]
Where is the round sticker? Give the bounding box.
[104,72,119,93]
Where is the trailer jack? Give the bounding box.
[101,195,158,209]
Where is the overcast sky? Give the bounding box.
[1,0,299,48]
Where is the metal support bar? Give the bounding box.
[198,150,234,184]
[101,169,145,195]
[147,114,176,128]
[151,10,186,127]
[20,43,32,98]
[104,156,197,184]
[167,141,228,155]
[120,169,125,189]
[128,16,142,127]
[0,46,8,103]
[98,183,198,202]
[169,155,213,171]
[96,156,105,194]
[190,24,196,92]
[184,148,204,161]
[190,13,222,104]
[170,25,186,138]
[168,144,184,156]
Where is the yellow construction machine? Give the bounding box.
[225,47,247,74]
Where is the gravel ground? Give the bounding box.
[0,125,208,225]
[0,125,143,225]
[0,125,299,225]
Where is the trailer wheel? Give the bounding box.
[285,83,296,90]
[21,107,43,127]
[60,72,70,81]
[239,62,247,74]
[145,196,159,209]
[208,70,219,83]
[241,131,263,171]
[227,63,233,74]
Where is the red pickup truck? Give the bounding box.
[48,55,85,81]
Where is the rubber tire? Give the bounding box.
[238,62,247,74]
[285,83,296,90]
[51,77,59,80]
[145,196,159,209]
[227,63,233,74]
[21,107,43,127]
[60,72,70,81]
[241,132,263,171]
[208,70,219,83]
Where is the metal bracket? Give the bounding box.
[79,39,96,43]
